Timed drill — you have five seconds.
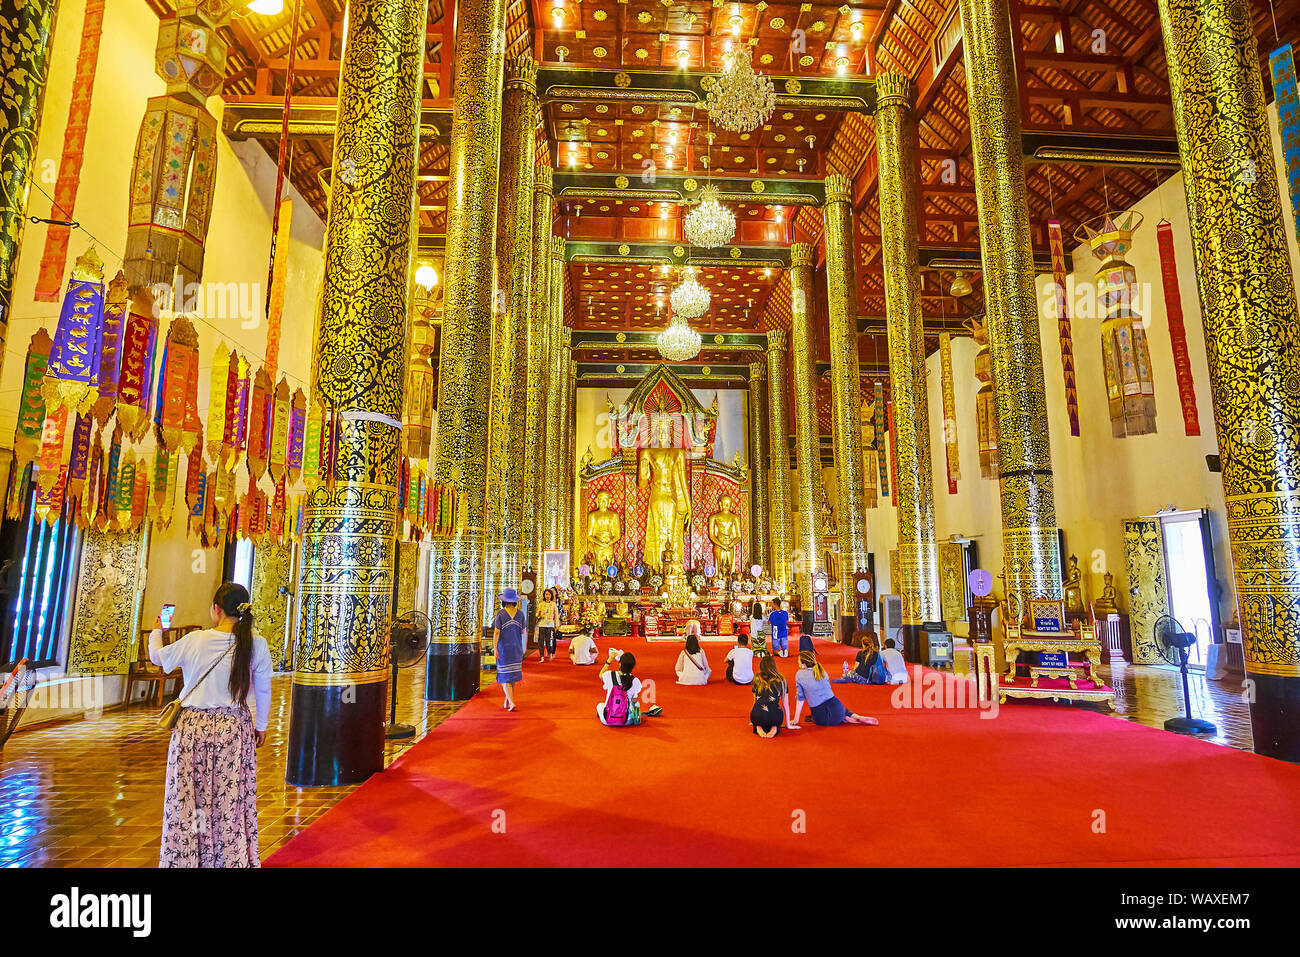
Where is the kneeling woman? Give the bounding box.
[149,582,272,867]
[791,650,878,727]
[750,655,798,737]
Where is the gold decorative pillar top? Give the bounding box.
[824,173,852,205]
[535,162,553,195]
[790,242,813,268]
[505,52,537,89]
[873,70,914,111]
[767,328,788,352]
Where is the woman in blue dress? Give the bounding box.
[493,588,527,711]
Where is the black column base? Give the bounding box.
[901,624,923,662]
[426,647,481,701]
[1249,672,1300,762]
[801,611,814,634]
[285,681,386,787]
[838,615,855,644]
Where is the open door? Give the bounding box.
[1123,518,1169,664]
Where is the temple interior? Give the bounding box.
[2,0,1300,871]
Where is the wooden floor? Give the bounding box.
[0,655,1255,868]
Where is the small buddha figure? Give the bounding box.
[1063,553,1085,617]
[614,596,630,619]
[708,495,743,576]
[1094,570,1119,616]
[585,490,621,572]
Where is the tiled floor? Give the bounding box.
[0,662,464,867]
[0,654,1253,868]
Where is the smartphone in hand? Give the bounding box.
[160,604,176,630]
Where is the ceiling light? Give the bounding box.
[950,271,974,298]
[670,267,711,319]
[684,184,736,248]
[247,0,283,14]
[657,316,702,361]
[706,48,775,133]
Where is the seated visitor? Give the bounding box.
[768,598,791,657]
[835,634,887,684]
[750,655,797,738]
[568,627,599,666]
[791,650,879,727]
[597,650,642,726]
[880,638,910,684]
[725,634,754,685]
[675,633,712,685]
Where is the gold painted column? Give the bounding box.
[0,0,58,375]
[556,336,574,554]
[1162,0,1300,760]
[424,0,507,700]
[288,0,428,784]
[823,174,871,635]
[960,0,1063,619]
[543,237,566,551]
[747,361,771,571]
[874,72,942,627]
[766,330,795,589]
[482,55,538,611]
[522,164,553,570]
[789,243,821,602]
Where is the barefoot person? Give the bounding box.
[493,588,527,711]
[750,655,798,738]
[791,650,878,727]
[150,582,272,867]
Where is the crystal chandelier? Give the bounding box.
[684,184,736,248]
[669,267,711,319]
[657,315,702,362]
[706,48,776,133]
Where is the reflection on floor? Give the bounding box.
[0,655,1252,867]
[0,662,461,867]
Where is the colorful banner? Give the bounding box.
[117,290,157,440]
[157,315,200,452]
[227,354,251,471]
[33,0,107,301]
[66,412,93,501]
[37,407,68,494]
[1155,221,1201,436]
[268,376,290,483]
[246,367,272,482]
[264,198,292,377]
[939,333,959,494]
[43,249,105,416]
[1270,44,1300,240]
[100,426,122,531]
[287,388,306,483]
[13,330,54,475]
[207,343,230,465]
[34,466,67,526]
[1048,220,1081,437]
[874,381,889,498]
[93,272,128,425]
[301,399,323,491]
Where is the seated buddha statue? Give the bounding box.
[1093,570,1119,616]
[1063,554,1085,617]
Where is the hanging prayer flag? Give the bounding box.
[188,465,207,538]
[268,376,291,484]
[14,330,54,477]
[37,408,69,494]
[301,398,323,491]
[131,461,149,531]
[157,315,200,452]
[116,448,136,530]
[117,288,158,440]
[93,272,128,425]
[153,446,174,529]
[207,343,230,465]
[1047,220,1080,437]
[80,436,102,529]
[939,333,960,494]
[100,426,122,531]
[246,367,272,482]
[873,381,889,498]
[228,355,251,471]
[887,400,899,502]
[1156,221,1201,436]
[264,198,292,378]
[43,248,106,416]
[287,388,306,483]
[66,413,93,501]
[34,466,67,527]
[1271,44,1300,240]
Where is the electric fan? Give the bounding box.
[386,610,430,740]
[0,658,38,748]
[1152,614,1216,735]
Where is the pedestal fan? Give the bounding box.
[0,659,38,748]
[1152,614,1216,735]
[386,610,430,740]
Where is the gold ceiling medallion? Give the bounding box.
[714,334,725,344]
[616,332,627,342]
[614,71,632,88]
[615,174,629,188]
[617,364,626,372]
[751,179,765,193]
[673,244,686,258]
[684,177,698,192]
[702,366,711,375]
[618,243,631,255]
[785,79,802,94]
[730,247,742,258]
[701,75,716,91]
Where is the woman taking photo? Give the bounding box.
[149,582,272,868]
[536,587,559,662]
[790,650,878,728]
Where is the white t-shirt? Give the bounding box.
[880,647,909,684]
[598,671,643,725]
[150,628,274,731]
[570,633,599,665]
[725,646,754,682]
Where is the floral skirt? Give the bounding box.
[160,704,259,868]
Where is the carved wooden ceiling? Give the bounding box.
[159,0,1300,366]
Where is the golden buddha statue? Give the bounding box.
[639,418,691,575]
[585,490,621,571]
[614,596,630,619]
[1063,553,1085,616]
[708,495,743,576]
[1094,570,1119,616]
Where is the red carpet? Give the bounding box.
[268,637,1300,867]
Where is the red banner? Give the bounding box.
[1156,221,1201,436]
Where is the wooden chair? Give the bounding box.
[125,625,198,707]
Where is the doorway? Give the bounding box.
[1159,510,1219,668]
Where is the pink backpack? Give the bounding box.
[604,674,632,726]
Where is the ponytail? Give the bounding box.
[798,649,825,681]
[214,582,255,704]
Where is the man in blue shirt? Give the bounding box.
[768,598,790,658]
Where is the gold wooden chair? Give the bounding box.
[125,625,198,707]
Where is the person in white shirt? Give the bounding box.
[725,634,754,684]
[148,582,272,868]
[568,627,599,665]
[879,638,910,684]
[675,633,712,685]
[597,650,643,725]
